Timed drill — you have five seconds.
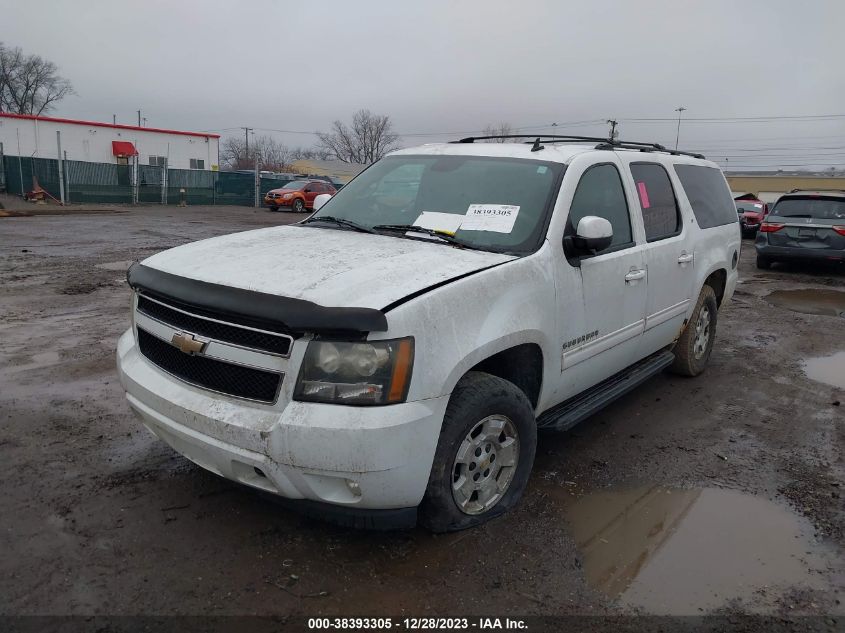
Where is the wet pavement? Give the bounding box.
[765,288,845,318]
[1,205,843,621]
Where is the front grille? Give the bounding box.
[137,295,292,356]
[137,328,282,403]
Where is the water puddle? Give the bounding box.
[94,260,132,271]
[563,486,831,614]
[764,289,845,318]
[803,351,845,390]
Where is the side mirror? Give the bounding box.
[574,216,613,253]
[304,188,312,193]
[313,193,332,212]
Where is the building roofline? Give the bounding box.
[0,112,220,139]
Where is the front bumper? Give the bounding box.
[116,329,449,511]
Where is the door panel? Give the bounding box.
[554,162,648,401]
[563,247,647,375]
[627,162,695,355]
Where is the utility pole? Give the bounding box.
[56,131,65,205]
[674,106,687,150]
[606,119,618,141]
[142,117,147,127]
[242,127,253,168]
[137,110,142,127]
[113,114,116,125]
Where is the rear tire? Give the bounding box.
[670,285,718,377]
[756,255,772,270]
[419,372,537,533]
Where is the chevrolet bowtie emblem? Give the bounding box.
[171,332,207,354]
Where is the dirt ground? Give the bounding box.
[1,201,843,625]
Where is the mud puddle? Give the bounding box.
[561,485,832,614]
[765,289,845,318]
[803,351,845,390]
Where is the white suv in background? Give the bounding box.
[117,135,740,531]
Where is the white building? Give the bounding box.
[0,113,220,170]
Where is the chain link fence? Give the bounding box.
[0,154,295,206]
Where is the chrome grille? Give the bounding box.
[137,329,282,403]
[137,295,293,356]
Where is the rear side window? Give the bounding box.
[630,163,680,241]
[674,165,738,229]
[568,164,633,250]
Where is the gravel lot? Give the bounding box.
[1,202,843,624]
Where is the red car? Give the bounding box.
[265,180,336,213]
[734,193,769,237]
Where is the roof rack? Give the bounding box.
[451,134,705,159]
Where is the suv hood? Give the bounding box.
[140,224,516,310]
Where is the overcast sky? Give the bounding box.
[3,0,843,170]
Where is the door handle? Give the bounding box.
[625,268,646,283]
[677,252,694,264]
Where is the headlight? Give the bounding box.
[282,193,292,199]
[294,338,414,405]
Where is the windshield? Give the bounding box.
[282,180,309,190]
[736,202,764,212]
[771,196,845,219]
[307,155,564,253]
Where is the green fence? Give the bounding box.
[1,154,272,206]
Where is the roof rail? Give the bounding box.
[451,134,705,159]
[453,134,610,144]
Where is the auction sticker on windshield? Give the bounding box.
[414,212,464,234]
[461,204,520,233]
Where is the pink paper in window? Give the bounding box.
[637,182,651,209]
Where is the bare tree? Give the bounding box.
[317,109,400,164]
[220,135,298,171]
[289,146,333,161]
[481,122,515,142]
[0,42,74,115]
[220,136,336,171]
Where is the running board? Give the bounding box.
[537,350,675,432]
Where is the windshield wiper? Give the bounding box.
[301,216,375,234]
[372,224,476,249]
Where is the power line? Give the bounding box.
[621,113,845,122]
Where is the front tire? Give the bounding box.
[419,372,537,532]
[670,285,718,377]
[292,198,305,213]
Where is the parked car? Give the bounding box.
[264,180,336,212]
[734,193,768,237]
[755,190,845,269]
[118,137,739,532]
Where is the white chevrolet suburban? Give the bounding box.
[117,135,740,531]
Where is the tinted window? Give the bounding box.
[674,165,737,229]
[630,163,680,241]
[771,196,845,220]
[568,164,632,249]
